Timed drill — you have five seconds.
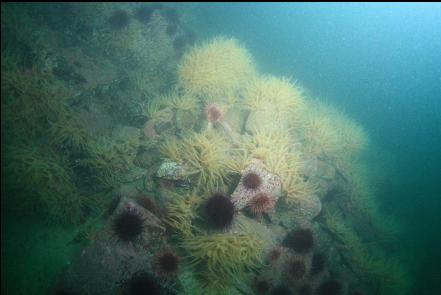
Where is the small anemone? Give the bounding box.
[124,271,161,295]
[317,280,342,295]
[113,208,145,242]
[270,286,292,295]
[286,259,306,279]
[154,249,180,279]
[243,172,262,189]
[109,10,130,30]
[204,192,235,229]
[284,228,314,253]
[204,103,224,123]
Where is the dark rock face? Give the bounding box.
[54,197,167,295]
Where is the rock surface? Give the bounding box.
[231,159,282,210]
[54,197,166,295]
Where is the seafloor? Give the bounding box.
[1,3,411,295]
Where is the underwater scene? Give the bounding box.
[1,3,440,295]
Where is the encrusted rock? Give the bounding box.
[54,197,166,295]
[156,159,189,182]
[231,159,282,210]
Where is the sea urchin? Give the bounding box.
[243,172,262,189]
[247,192,275,217]
[204,192,235,229]
[113,209,145,242]
[154,249,180,279]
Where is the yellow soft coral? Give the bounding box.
[243,75,305,131]
[301,100,368,162]
[159,131,234,192]
[183,233,263,290]
[178,36,257,102]
[164,192,201,238]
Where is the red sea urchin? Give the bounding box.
[283,228,314,253]
[153,249,180,279]
[113,209,145,242]
[247,192,275,217]
[243,172,262,189]
[204,192,235,229]
[204,103,224,123]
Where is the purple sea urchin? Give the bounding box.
[205,192,235,229]
[113,209,145,242]
[154,249,180,279]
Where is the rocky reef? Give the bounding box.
[1,3,410,295]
